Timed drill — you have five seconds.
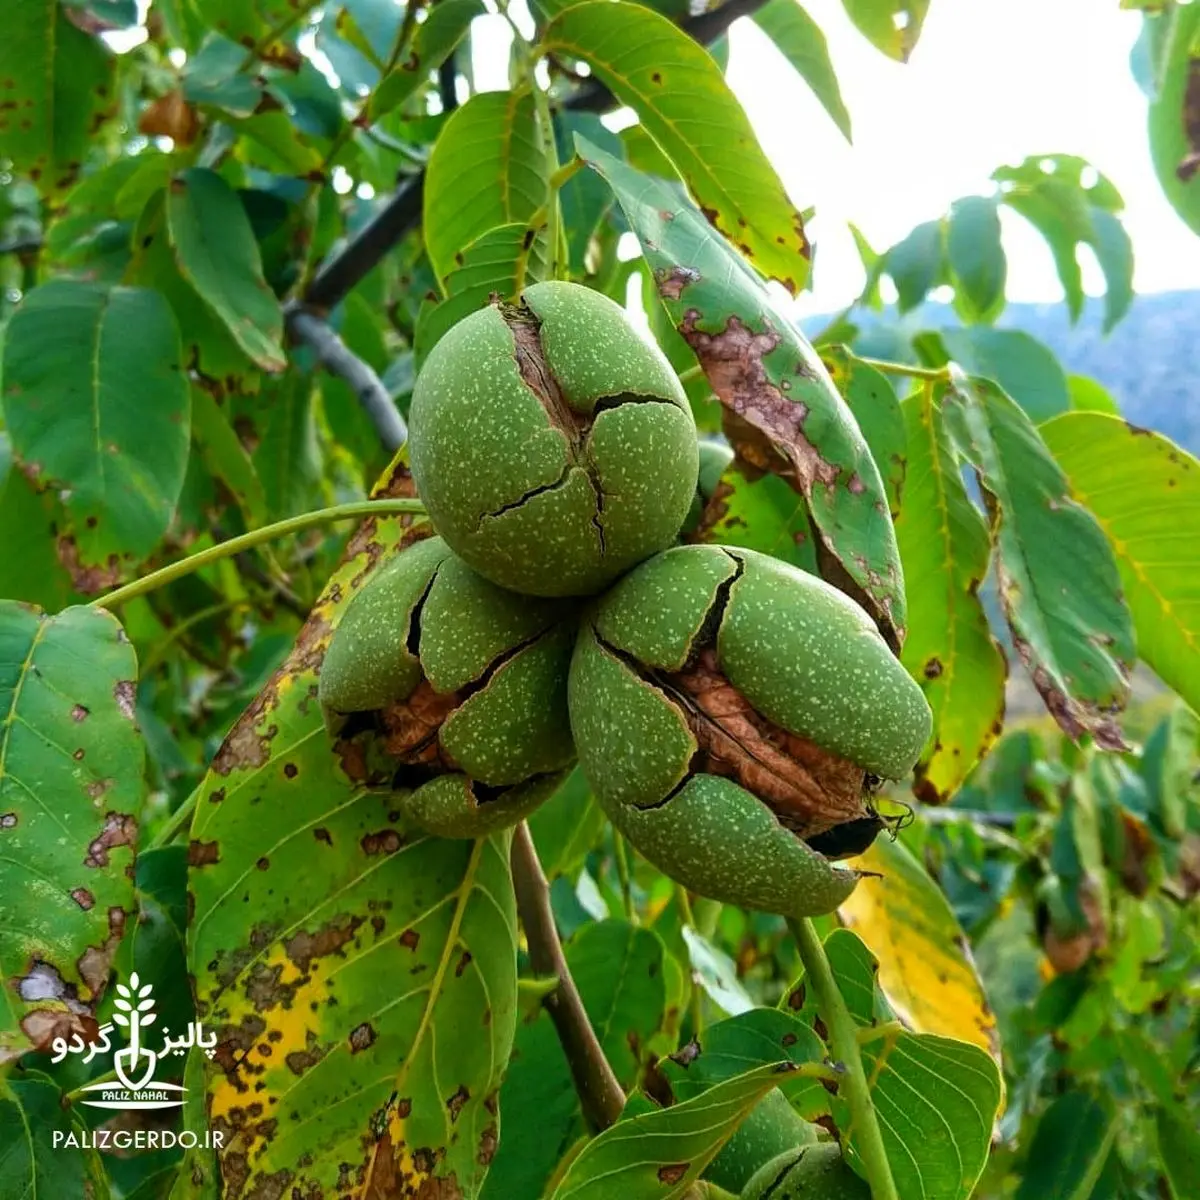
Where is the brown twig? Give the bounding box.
[511,822,626,1131]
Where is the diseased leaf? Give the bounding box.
[544,2,812,293]
[0,602,142,1064]
[1149,4,1200,236]
[840,836,999,1055]
[841,0,929,61]
[946,196,1007,320]
[370,0,483,118]
[944,376,1134,747]
[550,1062,804,1199]
[1015,1092,1117,1200]
[752,0,852,141]
[895,386,1006,800]
[423,89,549,285]
[0,2,115,195]
[581,139,906,646]
[166,168,286,372]
[787,930,1002,1200]
[185,464,519,1197]
[2,280,191,584]
[0,453,77,611]
[1040,413,1200,716]
[821,348,906,517]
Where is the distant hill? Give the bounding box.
[818,289,1200,451]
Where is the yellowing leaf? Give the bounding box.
[840,836,999,1059]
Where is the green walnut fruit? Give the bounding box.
[319,536,575,837]
[409,280,699,597]
[741,1144,870,1199]
[568,545,932,916]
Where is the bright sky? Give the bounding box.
[723,0,1200,315]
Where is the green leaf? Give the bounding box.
[1087,206,1134,333]
[182,35,262,119]
[423,89,549,286]
[994,155,1128,324]
[1040,413,1200,717]
[190,387,268,527]
[841,0,929,61]
[581,139,906,647]
[482,917,671,1199]
[946,196,1006,320]
[839,837,999,1054]
[821,348,906,516]
[792,930,1002,1200]
[895,387,1005,800]
[550,1062,803,1199]
[528,767,606,881]
[128,190,259,392]
[941,327,1070,424]
[1015,1092,1117,1200]
[1066,374,1120,417]
[254,371,323,519]
[2,280,191,575]
[886,219,944,313]
[0,602,142,1064]
[1158,1103,1200,1200]
[556,112,624,274]
[752,0,852,141]
[414,224,541,368]
[187,492,517,1196]
[369,0,483,118]
[945,377,1134,746]
[1149,4,1200,236]
[166,167,286,372]
[0,454,77,611]
[543,1,812,293]
[0,1071,108,1197]
[0,2,115,195]
[694,457,819,575]
[660,1008,826,1192]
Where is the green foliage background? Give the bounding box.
[0,1,1197,1198]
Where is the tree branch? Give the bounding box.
[511,822,626,1131]
[285,304,407,452]
[296,0,762,315]
[301,171,425,315]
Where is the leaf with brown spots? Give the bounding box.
[895,386,1006,801]
[579,140,906,648]
[542,3,811,293]
[0,1,116,196]
[944,376,1134,747]
[1149,3,1200,236]
[0,602,142,1064]
[549,1062,801,1199]
[186,458,520,1199]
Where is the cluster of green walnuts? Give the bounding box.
[319,282,931,919]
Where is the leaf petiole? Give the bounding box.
[789,916,899,1200]
[92,500,426,612]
